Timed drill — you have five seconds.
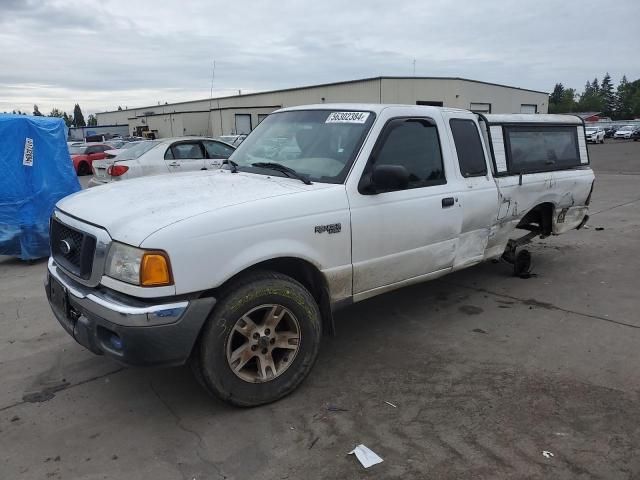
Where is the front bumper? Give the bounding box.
[45,258,215,366]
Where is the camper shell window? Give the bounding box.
[503,126,581,173]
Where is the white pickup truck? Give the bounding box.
[46,104,594,406]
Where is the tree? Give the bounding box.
[62,112,73,127]
[549,85,578,114]
[615,75,632,119]
[577,77,604,112]
[550,83,565,106]
[33,104,43,116]
[117,106,123,111]
[49,108,63,118]
[600,73,616,117]
[87,114,98,126]
[72,103,86,127]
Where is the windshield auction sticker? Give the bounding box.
[326,112,370,124]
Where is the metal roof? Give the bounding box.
[98,76,549,114]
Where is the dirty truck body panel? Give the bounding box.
[46,104,593,371]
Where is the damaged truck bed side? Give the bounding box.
[46,104,594,406]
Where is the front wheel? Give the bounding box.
[192,271,322,407]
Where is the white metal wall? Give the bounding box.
[97,78,548,138]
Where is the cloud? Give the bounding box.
[1,0,638,115]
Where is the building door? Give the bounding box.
[235,114,252,134]
[520,104,537,114]
[470,103,491,114]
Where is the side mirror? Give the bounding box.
[370,164,410,192]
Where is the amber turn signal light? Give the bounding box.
[140,252,173,286]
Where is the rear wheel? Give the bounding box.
[77,161,91,176]
[192,271,322,407]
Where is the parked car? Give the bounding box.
[614,125,636,139]
[88,137,235,186]
[632,128,640,141]
[46,105,594,406]
[585,126,605,143]
[68,143,113,175]
[217,134,247,147]
[603,125,618,138]
[104,139,129,150]
[103,141,145,160]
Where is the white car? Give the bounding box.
[89,137,235,186]
[614,125,636,139]
[585,126,605,143]
[47,105,594,406]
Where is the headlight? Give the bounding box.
[105,241,173,286]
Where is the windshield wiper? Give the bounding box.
[222,159,238,173]
[251,162,312,185]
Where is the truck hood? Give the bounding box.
[56,170,319,246]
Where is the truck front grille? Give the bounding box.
[50,218,96,280]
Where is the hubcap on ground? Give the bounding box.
[225,304,301,383]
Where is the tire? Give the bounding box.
[192,270,322,407]
[77,162,91,176]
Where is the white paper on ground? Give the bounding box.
[348,444,383,468]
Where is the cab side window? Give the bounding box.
[371,118,446,190]
[450,119,488,177]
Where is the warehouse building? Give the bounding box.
[96,76,548,139]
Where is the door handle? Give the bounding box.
[168,162,180,167]
[442,197,455,208]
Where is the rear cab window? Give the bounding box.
[505,127,581,172]
[482,115,589,175]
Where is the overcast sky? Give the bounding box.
[1,0,639,115]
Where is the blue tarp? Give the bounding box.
[0,115,81,260]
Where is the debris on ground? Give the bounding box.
[308,437,319,449]
[326,404,349,412]
[349,444,383,468]
[384,401,397,408]
[542,450,554,459]
[595,227,605,231]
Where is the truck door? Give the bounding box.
[348,116,463,296]
[444,113,500,269]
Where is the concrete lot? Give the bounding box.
[1,140,639,479]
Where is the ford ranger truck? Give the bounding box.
[46,105,594,406]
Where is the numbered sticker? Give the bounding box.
[325,112,370,124]
[23,138,34,167]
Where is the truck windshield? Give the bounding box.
[229,110,375,183]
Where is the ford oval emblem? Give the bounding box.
[60,239,74,255]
